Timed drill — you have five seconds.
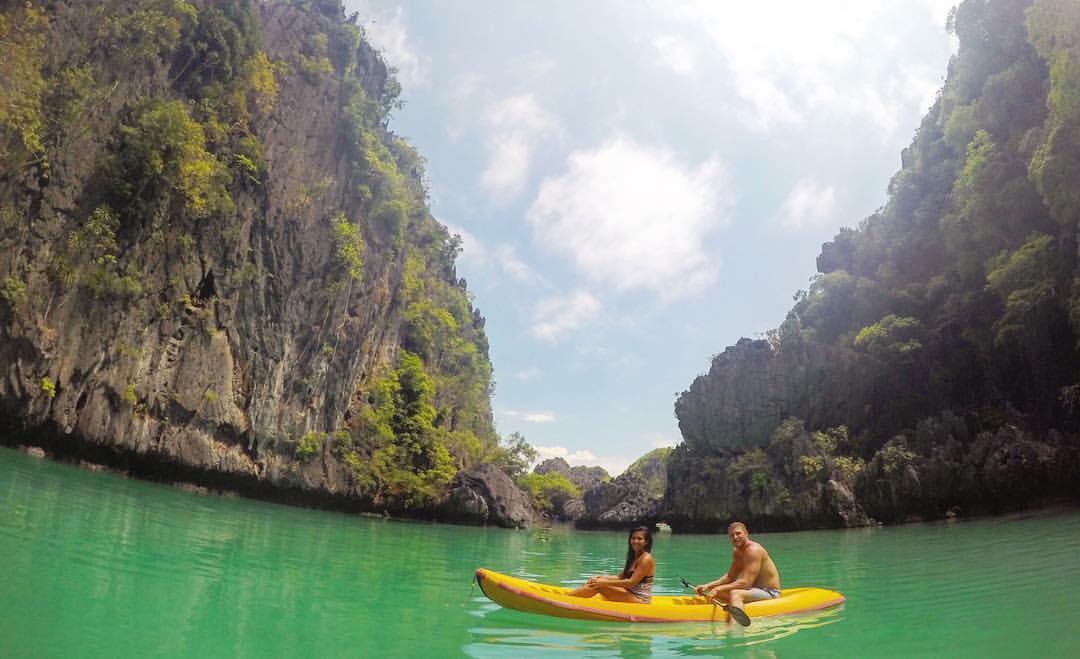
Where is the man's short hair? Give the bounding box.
[727,521,748,534]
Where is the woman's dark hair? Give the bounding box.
[620,526,654,578]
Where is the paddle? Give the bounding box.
[679,577,751,627]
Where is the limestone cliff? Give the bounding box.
[0,0,519,521]
[668,0,1080,531]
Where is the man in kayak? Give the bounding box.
[695,521,781,619]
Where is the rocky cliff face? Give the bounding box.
[0,1,517,521]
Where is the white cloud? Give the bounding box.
[919,1,960,53]
[531,290,600,342]
[600,457,632,476]
[492,244,535,282]
[734,77,804,131]
[654,35,697,77]
[453,72,484,100]
[445,223,539,284]
[534,445,635,475]
[527,55,558,77]
[665,1,949,133]
[501,409,556,423]
[527,135,731,298]
[920,0,959,31]
[672,1,871,130]
[535,445,595,463]
[897,65,945,116]
[354,5,429,88]
[780,180,838,229]
[523,412,556,423]
[852,69,944,142]
[534,445,564,461]
[567,449,596,462]
[443,222,480,258]
[853,86,898,139]
[514,367,541,381]
[481,94,559,200]
[648,433,679,449]
[483,136,530,196]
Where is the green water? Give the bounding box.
[1,447,1078,657]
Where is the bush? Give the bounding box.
[331,213,365,281]
[296,431,324,461]
[113,100,232,217]
[0,276,27,311]
[488,432,536,479]
[518,471,580,515]
[121,384,137,407]
[0,4,48,163]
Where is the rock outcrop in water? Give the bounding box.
[440,464,534,528]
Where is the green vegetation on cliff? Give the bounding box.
[671,0,1080,530]
[518,471,580,517]
[625,447,671,498]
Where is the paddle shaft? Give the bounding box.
[679,577,751,626]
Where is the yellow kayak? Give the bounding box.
[475,568,844,623]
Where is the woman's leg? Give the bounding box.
[569,583,641,603]
[568,582,599,598]
[594,586,644,603]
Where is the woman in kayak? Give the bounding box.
[569,526,654,603]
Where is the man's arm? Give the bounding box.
[706,547,763,596]
[697,559,737,593]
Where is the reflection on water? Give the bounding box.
[465,601,843,657]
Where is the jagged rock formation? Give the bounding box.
[580,470,663,527]
[0,0,532,525]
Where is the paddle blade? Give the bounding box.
[727,605,751,627]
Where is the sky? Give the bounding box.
[343,0,957,475]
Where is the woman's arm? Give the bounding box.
[593,554,654,588]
